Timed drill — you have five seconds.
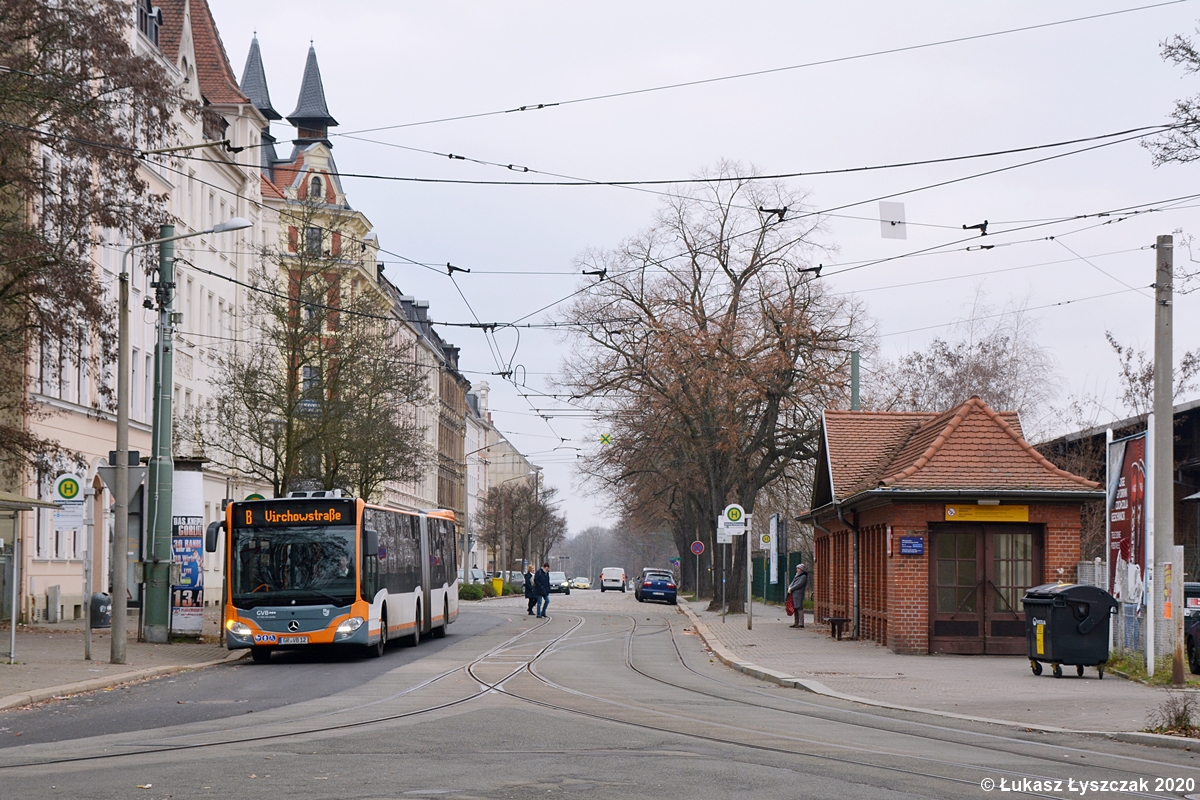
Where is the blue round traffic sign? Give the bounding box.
[690,541,704,556]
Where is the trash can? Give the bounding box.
[89,592,112,629]
[1023,583,1117,679]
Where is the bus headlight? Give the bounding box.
[226,620,252,637]
[336,617,364,635]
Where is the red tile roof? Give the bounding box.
[261,174,284,200]
[822,397,1099,502]
[159,0,248,106]
[188,0,249,105]
[158,0,185,61]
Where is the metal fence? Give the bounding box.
[751,553,805,604]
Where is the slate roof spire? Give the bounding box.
[287,43,338,144]
[240,34,280,121]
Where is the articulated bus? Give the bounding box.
[204,493,458,662]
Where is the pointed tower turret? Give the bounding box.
[287,43,338,147]
[240,34,281,176]
[240,35,280,121]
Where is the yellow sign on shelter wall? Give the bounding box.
[944,504,1029,522]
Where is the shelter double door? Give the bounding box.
[929,523,1041,655]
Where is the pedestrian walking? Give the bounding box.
[535,562,552,617]
[787,563,808,628]
[523,564,536,616]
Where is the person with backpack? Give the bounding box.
[523,564,536,616]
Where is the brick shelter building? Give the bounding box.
[801,397,1103,655]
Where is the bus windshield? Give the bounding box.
[230,524,357,608]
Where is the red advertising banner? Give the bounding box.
[1109,434,1147,604]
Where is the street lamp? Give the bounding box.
[111,217,251,663]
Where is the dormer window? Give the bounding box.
[310,176,322,201]
[137,0,162,48]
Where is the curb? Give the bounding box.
[674,599,1140,738]
[0,648,248,713]
[1106,731,1200,751]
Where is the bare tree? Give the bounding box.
[1103,331,1200,419]
[562,163,872,612]
[0,0,184,484]
[205,203,429,500]
[864,292,1058,436]
[476,481,567,572]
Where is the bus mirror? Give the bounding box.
[364,529,379,558]
[205,520,223,553]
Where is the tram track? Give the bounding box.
[630,612,1200,777]
[483,612,1181,800]
[0,613,581,771]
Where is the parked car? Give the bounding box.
[634,567,673,600]
[637,571,677,605]
[1186,582,1200,626]
[571,576,592,589]
[1187,616,1200,674]
[600,567,627,592]
[457,568,487,585]
[549,571,571,594]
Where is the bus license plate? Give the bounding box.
[279,635,308,645]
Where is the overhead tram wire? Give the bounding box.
[336,123,1175,188]
[12,116,1180,276]
[331,1,1191,136]
[35,110,1189,373]
[507,182,1200,334]
[880,288,1145,340]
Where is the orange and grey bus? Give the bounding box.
[204,493,458,662]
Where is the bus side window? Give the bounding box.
[361,528,379,600]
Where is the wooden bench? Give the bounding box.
[827,617,850,640]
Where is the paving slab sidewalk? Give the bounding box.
[678,599,1190,738]
[0,608,244,712]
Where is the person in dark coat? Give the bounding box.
[787,563,808,628]
[534,562,552,617]
[523,565,536,616]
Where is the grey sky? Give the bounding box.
[207,1,1200,532]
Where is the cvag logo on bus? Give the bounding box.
[255,609,276,617]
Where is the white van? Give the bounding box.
[600,567,627,593]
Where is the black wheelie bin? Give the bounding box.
[1023,583,1118,679]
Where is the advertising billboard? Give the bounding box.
[1108,434,1147,605]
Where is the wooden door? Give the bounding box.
[930,524,984,654]
[983,526,1039,655]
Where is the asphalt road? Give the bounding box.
[2,592,1200,799]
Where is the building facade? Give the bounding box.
[16,0,275,623]
[803,397,1102,655]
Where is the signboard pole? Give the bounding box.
[695,550,699,600]
[83,486,92,661]
[715,544,724,623]
[8,531,18,665]
[746,514,753,631]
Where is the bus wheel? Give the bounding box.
[406,605,421,647]
[251,646,271,663]
[432,598,448,639]
[368,615,387,658]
